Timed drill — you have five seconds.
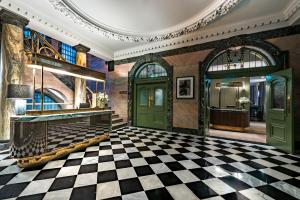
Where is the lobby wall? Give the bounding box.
[109,26,300,136]
[109,63,134,122]
[109,50,211,131]
[164,50,211,130]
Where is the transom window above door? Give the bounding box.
[136,63,167,79]
[208,46,275,72]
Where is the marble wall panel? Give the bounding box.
[164,50,212,129]
[0,24,26,140]
[109,63,135,121]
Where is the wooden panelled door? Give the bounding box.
[203,79,211,139]
[266,68,294,153]
[135,82,167,130]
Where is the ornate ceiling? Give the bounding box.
[48,0,241,42]
[1,0,300,60]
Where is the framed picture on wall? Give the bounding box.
[176,76,194,99]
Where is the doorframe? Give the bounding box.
[128,54,173,131]
[199,37,288,136]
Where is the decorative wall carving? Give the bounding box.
[115,25,300,65]
[1,0,300,60]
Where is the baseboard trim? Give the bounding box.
[172,127,200,135]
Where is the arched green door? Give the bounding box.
[133,63,168,130]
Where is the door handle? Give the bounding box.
[150,96,153,108]
[287,96,291,113]
[148,96,151,109]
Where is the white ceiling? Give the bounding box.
[1,0,300,61]
[68,0,213,34]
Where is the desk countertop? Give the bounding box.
[11,110,112,122]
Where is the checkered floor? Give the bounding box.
[0,127,300,200]
[47,122,110,151]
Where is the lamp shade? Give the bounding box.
[7,84,33,99]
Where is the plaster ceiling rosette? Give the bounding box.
[49,0,241,42]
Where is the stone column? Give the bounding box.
[0,9,29,140]
[73,44,90,108]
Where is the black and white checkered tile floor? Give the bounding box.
[0,126,300,200]
[47,122,110,151]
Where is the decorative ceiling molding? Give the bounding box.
[114,1,300,60]
[48,0,241,42]
[0,0,113,60]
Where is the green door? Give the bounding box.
[203,79,211,139]
[266,68,294,153]
[135,82,167,130]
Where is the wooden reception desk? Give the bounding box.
[210,108,249,132]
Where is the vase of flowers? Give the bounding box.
[238,96,250,109]
[96,92,109,109]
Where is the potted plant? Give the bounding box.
[238,96,250,109]
[96,92,109,109]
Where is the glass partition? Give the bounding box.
[26,66,105,111]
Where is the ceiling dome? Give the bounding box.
[49,0,241,42]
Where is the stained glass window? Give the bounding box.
[60,43,76,64]
[208,47,273,72]
[136,63,167,79]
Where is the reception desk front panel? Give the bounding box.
[10,110,112,158]
[210,108,249,131]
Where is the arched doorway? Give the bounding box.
[200,39,294,153]
[134,63,168,129]
[129,55,173,131]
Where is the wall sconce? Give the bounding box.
[7,84,33,115]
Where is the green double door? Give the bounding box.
[135,82,167,130]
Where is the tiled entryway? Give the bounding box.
[0,127,299,200]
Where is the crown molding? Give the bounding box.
[283,0,300,25]
[113,2,300,60]
[48,0,241,42]
[1,0,299,61]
